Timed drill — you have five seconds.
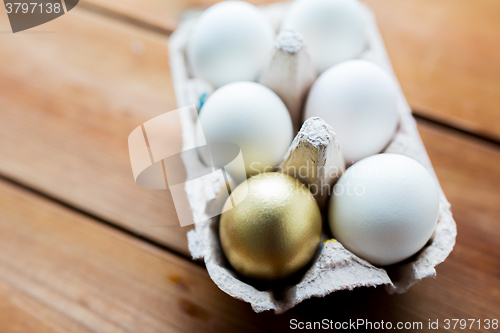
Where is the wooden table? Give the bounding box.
[0,0,498,332]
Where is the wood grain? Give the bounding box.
[80,0,500,141]
[0,3,499,330]
[0,9,190,254]
[79,0,286,32]
[0,178,303,333]
[364,0,500,142]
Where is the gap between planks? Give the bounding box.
[76,2,172,36]
[413,113,500,147]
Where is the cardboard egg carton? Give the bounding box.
[169,2,457,313]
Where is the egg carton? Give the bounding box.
[169,2,457,313]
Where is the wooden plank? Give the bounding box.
[0,178,301,332]
[364,0,500,142]
[80,0,500,141]
[0,9,190,254]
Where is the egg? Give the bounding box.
[328,154,439,266]
[197,82,293,184]
[304,60,399,163]
[187,1,275,87]
[220,172,322,281]
[281,0,367,73]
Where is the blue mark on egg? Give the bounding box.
[199,93,208,113]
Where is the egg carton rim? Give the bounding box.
[169,2,457,314]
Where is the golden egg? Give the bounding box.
[219,172,322,281]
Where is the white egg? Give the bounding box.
[304,60,399,163]
[197,82,293,184]
[187,1,275,87]
[328,154,439,266]
[281,0,367,73]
